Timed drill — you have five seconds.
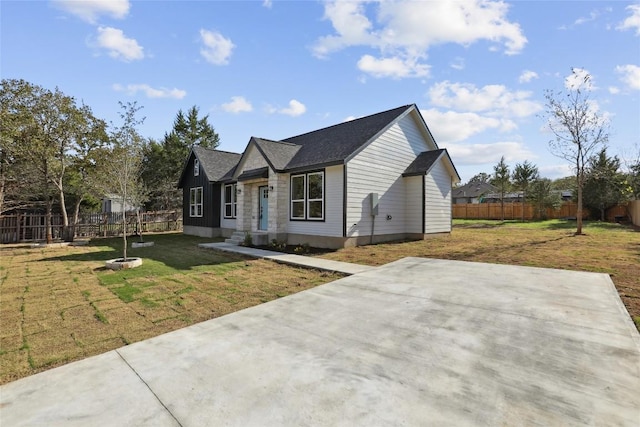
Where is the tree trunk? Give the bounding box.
[72,197,83,239]
[45,197,53,243]
[58,186,74,242]
[576,178,583,235]
[122,196,127,261]
[522,190,526,222]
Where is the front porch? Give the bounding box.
[231,169,289,245]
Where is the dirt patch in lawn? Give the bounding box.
[0,233,341,384]
[316,221,640,329]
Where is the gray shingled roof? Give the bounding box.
[280,104,414,171]
[252,138,301,171]
[185,104,450,184]
[452,182,497,198]
[177,147,241,187]
[403,149,446,176]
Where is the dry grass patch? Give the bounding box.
[317,220,640,328]
[0,233,341,384]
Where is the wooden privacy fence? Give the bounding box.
[0,211,182,244]
[452,202,634,222]
[452,202,583,221]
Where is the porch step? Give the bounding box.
[224,231,246,245]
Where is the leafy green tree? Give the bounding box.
[0,79,107,241]
[629,162,640,200]
[143,106,220,210]
[529,178,563,219]
[626,144,640,200]
[583,148,631,221]
[551,176,576,193]
[490,156,511,221]
[543,69,608,234]
[468,172,491,184]
[512,160,539,221]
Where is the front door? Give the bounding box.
[259,186,269,231]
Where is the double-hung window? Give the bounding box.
[224,184,237,218]
[190,187,203,217]
[290,171,324,220]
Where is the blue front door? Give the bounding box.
[259,186,269,230]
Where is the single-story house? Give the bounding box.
[452,182,497,204]
[178,104,460,248]
[101,194,140,213]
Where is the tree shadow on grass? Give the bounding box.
[37,233,250,272]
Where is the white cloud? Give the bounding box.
[199,29,234,65]
[538,164,573,180]
[222,96,253,113]
[112,83,186,99]
[279,99,306,117]
[518,70,538,83]
[617,4,640,35]
[450,57,465,71]
[95,26,144,61]
[262,0,273,8]
[609,86,621,94]
[445,141,535,166]
[313,0,526,78]
[564,67,595,90]
[52,0,130,24]
[574,9,600,26]
[427,81,542,118]
[357,55,429,79]
[615,64,640,90]
[420,108,515,143]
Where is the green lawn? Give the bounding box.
[0,233,341,384]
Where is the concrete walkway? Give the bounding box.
[1,258,639,426]
[198,242,376,275]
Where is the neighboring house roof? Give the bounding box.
[452,182,497,199]
[177,147,242,188]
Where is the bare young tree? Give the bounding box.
[543,68,609,234]
[101,102,147,261]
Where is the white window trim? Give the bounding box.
[224,184,237,219]
[306,171,324,220]
[290,174,306,219]
[190,187,203,217]
[290,171,324,221]
[194,158,200,176]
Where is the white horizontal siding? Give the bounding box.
[346,114,430,237]
[287,165,343,237]
[425,160,452,233]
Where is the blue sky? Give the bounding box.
[2,0,639,182]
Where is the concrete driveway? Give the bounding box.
[1,257,639,426]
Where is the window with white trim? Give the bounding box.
[290,171,324,220]
[190,187,203,217]
[224,184,237,218]
[194,158,199,176]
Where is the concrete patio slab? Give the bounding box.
[1,258,638,426]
